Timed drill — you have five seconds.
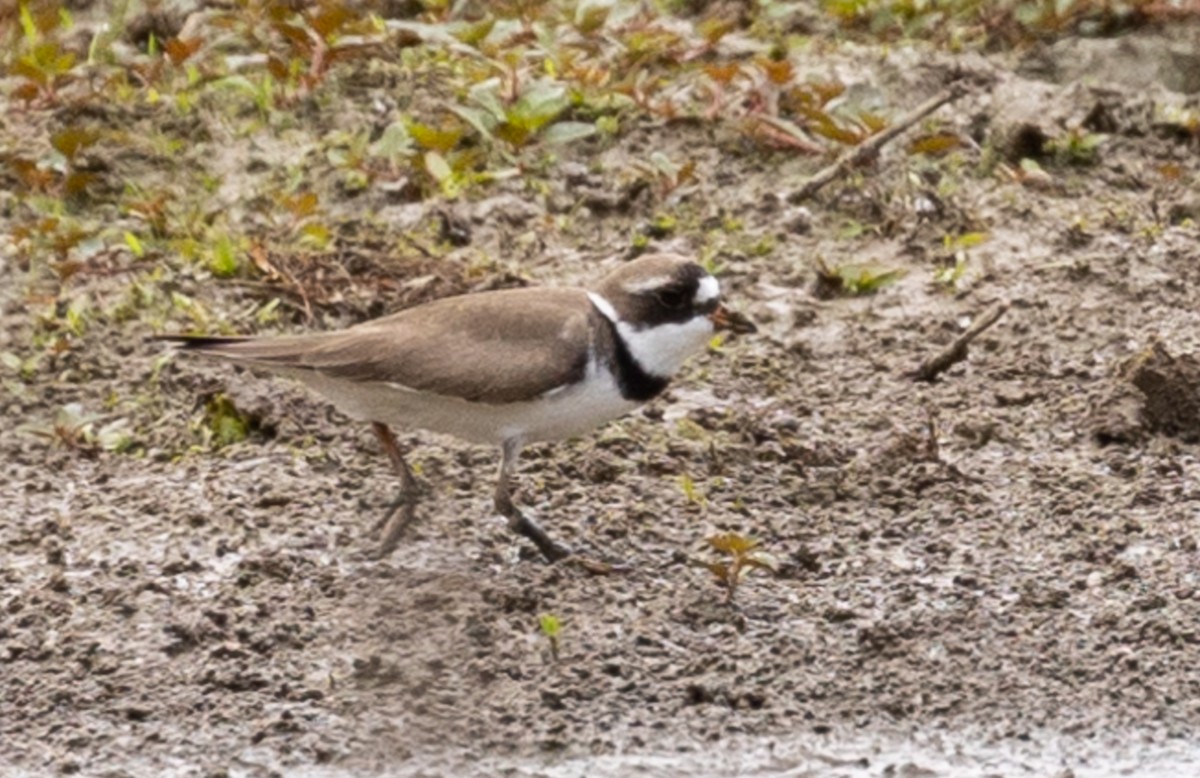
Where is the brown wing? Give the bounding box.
[160,288,595,404]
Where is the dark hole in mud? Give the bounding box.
[1009,125,1049,159]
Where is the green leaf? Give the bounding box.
[255,298,281,325]
[208,235,240,277]
[369,121,414,161]
[424,150,452,183]
[540,121,596,146]
[679,473,705,505]
[468,78,508,124]
[1020,158,1044,174]
[0,352,24,372]
[57,402,100,433]
[96,418,134,453]
[952,231,988,250]
[538,614,561,639]
[408,122,463,153]
[300,222,331,249]
[448,105,496,142]
[832,263,904,295]
[452,16,495,46]
[124,231,144,258]
[510,81,568,132]
[20,2,37,42]
[205,394,250,448]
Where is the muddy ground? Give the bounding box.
[4,6,1200,777]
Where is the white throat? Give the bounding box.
[588,292,714,379]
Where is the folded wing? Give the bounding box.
[158,288,595,405]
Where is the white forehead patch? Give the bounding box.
[621,275,672,295]
[693,275,720,305]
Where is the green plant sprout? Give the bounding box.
[935,231,988,290]
[539,613,562,661]
[704,532,777,603]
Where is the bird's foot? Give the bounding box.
[561,554,632,576]
[501,505,632,574]
[369,488,424,559]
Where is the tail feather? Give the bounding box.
[151,333,330,370]
[152,334,253,350]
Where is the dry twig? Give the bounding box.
[911,301,1010,382]
[790,83,971,202]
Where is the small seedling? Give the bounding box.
[1047,129,1106,165]
[703,532,776,603]
[679,472,706,507]
[934,232,987,290]
[538,613,562,661]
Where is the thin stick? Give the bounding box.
[790,83,970,202]
[911,301,1010,382]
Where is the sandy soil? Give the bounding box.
[3,8,1200,778]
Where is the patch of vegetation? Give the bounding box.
[813,257,906,298]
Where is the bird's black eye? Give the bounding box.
[656,288,687,310]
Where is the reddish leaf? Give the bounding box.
[704,62,740,85]
[9,158,54,191]
[52,260,82,281]
[267,55,289,80]
[274,22,312,53]
[12,81,41,102]
[308,5,353,40]
[757,57,793,85]
[63,171,95,196]
[249,243,281,280]
[164,36,204,66]
[1157,163,1183,181]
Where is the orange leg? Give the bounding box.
[372,422,421,557]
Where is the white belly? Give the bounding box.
[290,363,639,445]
